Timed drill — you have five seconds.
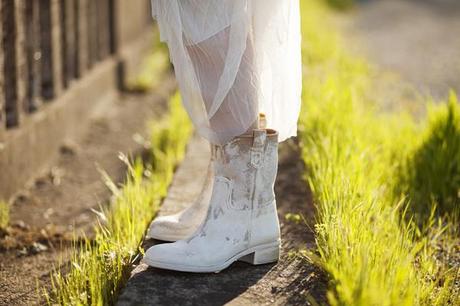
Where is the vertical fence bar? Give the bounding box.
[39,0,62,100]
[70,0,78,80]
[0,1,5,138]
[87,0,92,67]
[50,0,63,96]
[97,0,110,60]
[108,0,117,55]
[14,0,27,118]
[75,0,85,78]
[87,0,98,67]
[24,0,42,112]
[2,0,18,127]
[94,0,100,61]
[59,0,67,88]
[39,0,53,100]
[2,0,24,128]
[62,0,77,87]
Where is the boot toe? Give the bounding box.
[147,215,182,241]
[143,242,200,270]
[143,243,174,265]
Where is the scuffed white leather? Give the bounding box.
[147,163,214,241]
[143,129,280,272]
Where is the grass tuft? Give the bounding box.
[126,29,170,93]
[325,0,354,11]
[299,1,459,305]
[397,92,460,222]
[43,93,192,305]
[0,200,9,229]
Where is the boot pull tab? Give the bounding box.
[251,129,267,168]
[258,113,267,129]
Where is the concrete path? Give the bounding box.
[349,0,460,98]
[117,137,327,306]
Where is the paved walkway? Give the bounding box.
[117,137,327,306]
[349,0,460,98]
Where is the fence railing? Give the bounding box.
[0,0,120,131]
[0,0,153,200]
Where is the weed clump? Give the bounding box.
[400,93,460,222]
[0,200,9,229]
[299,1,459,305]
[44,93,192,305]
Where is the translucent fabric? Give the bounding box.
[151,0,302,145]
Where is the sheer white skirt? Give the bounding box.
[151,0,302,144]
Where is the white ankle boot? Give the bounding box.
[146,163,214,241]
[147,115,268,242]
[142,129,280,273]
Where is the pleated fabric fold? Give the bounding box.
[151,0,302,144]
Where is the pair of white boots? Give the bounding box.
[142,128,280,273]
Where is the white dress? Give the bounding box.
[151,0,302,145]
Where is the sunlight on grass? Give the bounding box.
[0,200,9,229]
[325,0,354,11]
[127,29,170,93]
[396,94,460,222]
[299,1,459,305]
[43,93,192,305]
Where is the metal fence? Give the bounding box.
[0,0,153,200]
[0,0,118,131]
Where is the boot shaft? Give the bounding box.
[211,129,278,212]
[142,129,281,272]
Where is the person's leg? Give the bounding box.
[146,0,301,268]
[148,28,260,241]
[144,25,281,272]
[186,27,259,141]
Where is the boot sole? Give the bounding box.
[142,241,280,273]
[146,232,186,242]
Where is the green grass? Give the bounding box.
[396,94,460,222]
[127,29,170,93]
[325,0,354,10]
[0,200,9,229]
[43,93,192,305]
[298,1,459,305]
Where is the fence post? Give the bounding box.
[24,0,42,112]
[76,0,88,78]
[14,0,27,121]
[108,0,117,54]
[0,1,5,142]
[39,0,63,100]
[1,0,24,128]
[88,0,98,67]
[98,0,111,60]
[50,0,63,97]
[62,0,78,88]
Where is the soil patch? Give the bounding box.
[0,74,175,306]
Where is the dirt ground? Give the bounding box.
[0,74,175,306]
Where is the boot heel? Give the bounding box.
[239,244,280,265]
